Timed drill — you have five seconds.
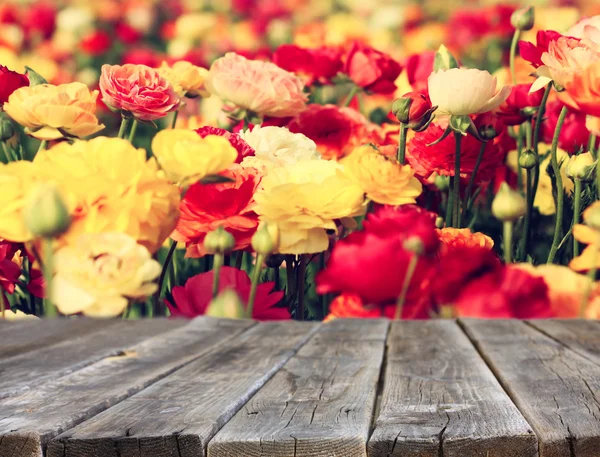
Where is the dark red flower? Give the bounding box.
[273,44,343,85]
[195,126,255,163]
[26,268,45,298]
[496,83,544,126]
[404,51,435,93]
[343,42,402,94]
[542,100,591,154]
[116,22,142,44]
[22,1,56,39]
[0,66,28,104]
[80,30,112,56]
[0,242,21,296]
[166,266,289,320]
[121,48,164,67]
[519,30,565,68]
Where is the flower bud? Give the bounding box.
[23,183,71,238]
[206,289,245,319]
[478,125,497,141]
[520,106,537,119]
[0,116,15,141]
[511,7,535,31]
[392,92,436,131]
[434,174,450,191]
[566,152,596,182]
[519,149,539,170]
[203,226,235,254]
[492,182,526,222]
[435,216,445,229]
[403,236,424,256]
[265,254,284,268]
[251,223,278,255]
[583,202,600,231]
[434,44,459,71]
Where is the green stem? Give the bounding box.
[36,140,48,156]
[318,253,326,317]
[516,128,523,192]
[573,179,582,257]
[524,120,533,149]
[394,254,418,320]
[128,119,139,144]
[397,123,409,164]
[462,141,487,217]
[581,233,600,318]
[43,238,58,317]
[246,254,265,319]
[509,29,522,85]
[1,142,12,162]
[532,84,552,206]
[342,85,359,107]
[503,221,514,264]
[235,251,244,270]
[117,116,132,139]
[453,132,462,228]
[520,168,534,260]
[547,106,569,264]
[296,255,307,321]
[171,110,179,129]
[445,189,453,228]
[285,255,296,308]
[589,133,597,156]
[212,253,224,299]
[155,240,177,302]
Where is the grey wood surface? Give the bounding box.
[0,318,187,398]
[47,321,317,457]
[208,319,389,457]
[368,320,538,457]
[0,317,254,457]
[461,319,600,457]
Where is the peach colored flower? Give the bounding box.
[539,37,600,89]
[561,61,600,118]
[567,15,600,46]
[437,228,494,254]
[99,64,180,121]
[205,52,308,118]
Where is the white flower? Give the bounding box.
[567,15,600,46]
[428,68,512,116]
[239,126,321,169]
[52,233,161,317]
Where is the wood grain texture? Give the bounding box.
[0,317,254,457]
[461,319,600,457]
[368,320,537,457]
[0,318,187,398]
[47,321,317,457]
[0,318,118,360]
[208,319,389,457]
[526,319,600,367]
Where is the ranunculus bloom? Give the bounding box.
[0,65,28,105]
[195,126,255,163]
[0,241,21,308]
[80,30,112,56]
[273,44,343,85]
[158,60,209,98]
[542,100,591,153]
[171,166,261,258]
[567,15,600,43]
[99,63,180,121]
[52,233,161,317]
[151,129,237,186]
[0,161,38,242]
[167,266,289,320]
[570,222,600,272]
[393,91,433,127]
[561,61,600,118]
[519,30,564,68]
[239,126,320,171]
[428,68,512,116]
[341,145,422,206]
[205,52,307,118]
[22,1,56,39]
[496,83,544,126]
[437,228,494,254]
[402,51,435,94]
[34,137,180,253]
[343,41,402,94]
[254,160,364,254]
[3,82,104,140]
[324,293,382,322]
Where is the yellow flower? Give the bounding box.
[34,137,180,253]
[158,61,209,98]
[52,233,161,317]
[254,160,364,254]
[151,129,237,186]
[3,82,104,140]
[506,143,573,215]
[0,161,38,242]
[341,145,422,206]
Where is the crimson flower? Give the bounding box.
[273,44,343,85]
[166,266,289,320]
[195,126,255,163]
[0,66,29,105]
[80,30,112,56]
[343,42,402,94]
[519,30,565,68]
[496,83,544,126]
[404,51,435,93]
[22,1,56,39]
[542,100,592,154]
[0,242,20,296]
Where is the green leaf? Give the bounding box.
[25,67,48,86]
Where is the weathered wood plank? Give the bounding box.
[0,318,118,360]
[0,318,188,398]
[527,319,600,367]
[461,319,600,457]
[0,317,254,457]
[47,321,318,457]
[208,319,389,457]
[368,320,537,457]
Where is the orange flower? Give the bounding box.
[562,61,600,117]
[324,293,381,322]
[437,228,494,254]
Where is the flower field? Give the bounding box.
[1,0,600,322]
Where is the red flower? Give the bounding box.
[116,22,142,44]
[0,242,21,296]
[519,30,565,68]
[0,66,28,105]
[80,30,112,56]
[406,120,505,182]
[393,91,434,129]
[167,266,289,320]
[496,83,544,126]
[273,44,343,85]
[404,51,435,93]
[121,48,164,67]
[343,42,402,94]
[542,100,591,154]
[447,5,515,53]
[171,166,261,258]
[22,1,56,39]
[195,126,255,163]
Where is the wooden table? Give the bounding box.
[1,318,599,457]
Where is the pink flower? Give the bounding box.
[99,64,180,121]
[205,52,308,118]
